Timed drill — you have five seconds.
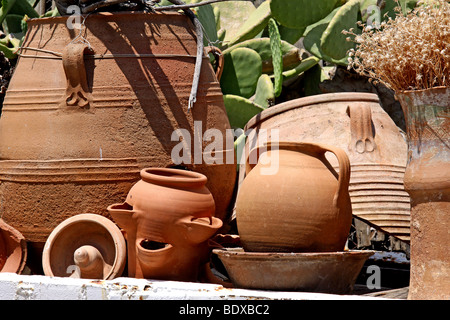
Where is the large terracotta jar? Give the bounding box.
[396,87,450,300]
[242,93,410,242]
[108,168,222,281]
[235,142,352,253]
[0,12,236,251]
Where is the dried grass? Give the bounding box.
[345,0,450,92]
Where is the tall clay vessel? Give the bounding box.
[396,87,450,300]
[235,142,352,253]
[242,93,410,242]
[108,168,222,281]
[0,12,236,251]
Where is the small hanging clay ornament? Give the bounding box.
[0,218,27,274]
[42,213,126,280]
[108,168,222,281]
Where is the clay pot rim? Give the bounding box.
[213,248,376,260]
[244,92,380,131]
[396,85,449,95]
[42,213,126,280]
[140,168,207,187]
[26,10,181,25]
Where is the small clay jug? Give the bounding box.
[107,168,222,281]
[235,142,352,253]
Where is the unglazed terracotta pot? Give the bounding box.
[235,142,352,252]
[0,219,27,274]
[242,92,410,242]
[214,248,375,293]
[396,87,450,300]
[0,12,236,248]
[42,213,127,280]
[107,168,222,281]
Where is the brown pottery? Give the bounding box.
[396,87,450,300]
[214,248,375,294]
[235,141,352,253]
[0,219,27,274]
[242,92,411,242]
[42,213,127,280]
[0,12,236,250]
[107,168,222,281]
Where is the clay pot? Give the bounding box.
[396,86,450,300]
[214,248,375,293]
[235,141,352,252]
[0,12,236,249]
[42,213,126,280]
[0,219,27,274]
[107,168,222,281]
[242,92,410,242]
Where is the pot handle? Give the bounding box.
[245,142,351,207]
[62,43,94,109]
[205,46,224,81]
[347,104,377,153]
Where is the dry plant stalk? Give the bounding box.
[345,0,450,92]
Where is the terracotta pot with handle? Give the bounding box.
[235,141,352,253]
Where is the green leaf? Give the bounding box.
[0,42,17,59]
[220,47,262,99]
[226,0,272,48]
[271,0,339,29]
[223,94,265,129]
[193,3,218,46]
[253,74,274,108]
[320,0,361,62]
[278,24,305,44]
[281,56,320,81]
[268,18,283,97]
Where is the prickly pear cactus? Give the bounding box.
[268,18,283,97]
[223,94,265,129]
[254,74,275,108]
[220,47,262,99]
[321,0,361,61]
[270,0,340,29]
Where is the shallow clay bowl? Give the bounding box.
[213,248,375,294]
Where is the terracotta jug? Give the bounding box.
[42,213,127,280]
[396,87,450,300]
[0,12,236,255]
[0,219,27,274]
[235,142,352,253]
[242,92,410,242]
[107,168,222,281]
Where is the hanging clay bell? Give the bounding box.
[0,218,27,274]
[42,214,126,280]
[107,168,222,281]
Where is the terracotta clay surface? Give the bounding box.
[0,219,27,274]
[235,141,352,253]
[0,12,236,246]
[396,87,450,300]
[42,213,126,280]
[214,248,375,294]
[108,168,222,281]
[242,92,411,242]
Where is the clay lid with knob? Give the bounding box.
[42,213,126,280]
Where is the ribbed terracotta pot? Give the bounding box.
[108,168,222,281]
[241,92,410,242]
[0,219,27,274]
[42,213,126,280]
[396,86,450,300]
[235,142,352,253]
[0,12,236,250]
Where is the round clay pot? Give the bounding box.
[42,213,126,280]
[396,86,450,300]
[241,92,410,242]
[0,12,236,249]
[108,168,222,281]
[235,141,352,253]
[0,219,27,274]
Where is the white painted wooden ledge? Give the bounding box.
[0,273,386,300]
